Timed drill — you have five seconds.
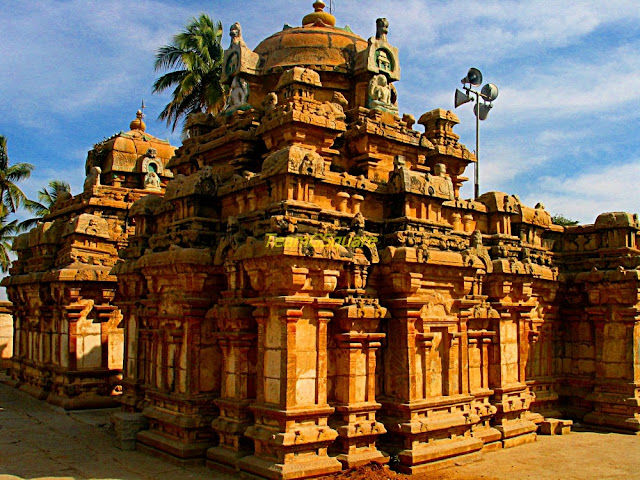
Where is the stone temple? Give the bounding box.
[3,111,175,408]
[5,2,640,479]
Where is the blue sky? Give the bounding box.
[1,0,640,225]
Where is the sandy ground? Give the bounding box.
[2,379,640,480]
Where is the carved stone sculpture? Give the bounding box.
[144,170,161,190]
[224,76,250,112]
[84,166,101,191]
[368,73,393,111]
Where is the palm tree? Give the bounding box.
[153,13,226,131]
[17,180,71,232]
[20,180,71,231]
[0,135,34,216]
[0,214,18,272]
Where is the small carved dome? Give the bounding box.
[129,110,146,132]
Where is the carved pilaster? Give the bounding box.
[236,259,344,479]
[329,298,388,468]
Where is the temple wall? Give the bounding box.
[0,301,12,371]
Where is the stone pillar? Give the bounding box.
[487,298,537,448]
[239,300,341,479]
[135,294,221,464]
[380,301,482,474]
[580,274,640,432]
[459,299,501,451]
[133,263,224,465]
[115,270,148,413]
[329,298,388,468]
[525,281,562,420]
[378,264,483,474]
[206,302,257,471]
[7,282,123,409]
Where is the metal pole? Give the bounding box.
[475,91,480,200]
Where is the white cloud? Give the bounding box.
[0,1,193,128]
[521,161,640,223]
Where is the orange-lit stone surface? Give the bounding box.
[0,301,13,370]
[107,4,640,478]
[2,113,175,409]
[7,2,640,479]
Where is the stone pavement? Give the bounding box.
[444,429,640,480]
[2,377,640,480]
[0,378,234,480]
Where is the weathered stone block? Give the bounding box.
[539,418,572,435]
[111,412,149,450]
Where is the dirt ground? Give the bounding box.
[317,461,473,480]
[2,377,640,480]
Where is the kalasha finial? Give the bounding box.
[302,0,336,26]
[130,109,146,132]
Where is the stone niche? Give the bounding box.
[3,112,176,409]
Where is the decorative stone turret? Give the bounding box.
[86,110,174,190]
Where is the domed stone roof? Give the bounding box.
[254,25,367,74]
[85,110,175,187]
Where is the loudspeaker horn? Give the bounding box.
[461,67,483,86]
[481,83,499,102]
[454,89,472,108]
[474,102,492,120]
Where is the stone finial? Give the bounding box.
[376,18,389,41]
[302,1,336,26]
[402,113,415,129]
[130,110,146,132]
[229,22,245,46]
[221,21,260,83]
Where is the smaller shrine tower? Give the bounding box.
[3,111,176,409]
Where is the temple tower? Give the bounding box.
[4,111,175,409]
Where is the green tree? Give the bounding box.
[0,135,34,273]
[0,135,34,216]
[153,13,226,131]
[0,214,18,272]
[20,180,71,230]
[551,214,579,226]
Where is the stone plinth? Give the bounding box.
[111,411,149,450]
